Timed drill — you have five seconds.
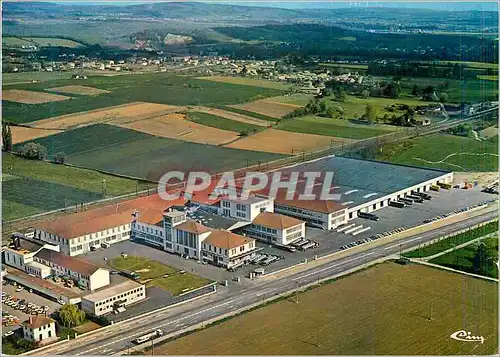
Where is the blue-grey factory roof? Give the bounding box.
[279,156,451,207]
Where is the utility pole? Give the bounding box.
[399,243,402,258]
[428,301,433,321]
[295,281,299,304]
[151,337,155,356]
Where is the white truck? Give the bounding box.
[133,329,164,344]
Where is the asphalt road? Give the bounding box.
[32,209,498,356]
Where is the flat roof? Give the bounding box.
[268,156,451,208]
[82,280,144,303]
[186,208,250,231]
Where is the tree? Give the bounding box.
[361,89,370,99]
[334,87,347,102]
[54,152,67,164]
[58,303,86,328]
[20,142,47,160]
[472,243,489,276]
[411,84,420,96]
[2,123,13,152]
[439,92,449,103]
[363,104,377,122]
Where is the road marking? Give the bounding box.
[292,252,374,281]
[384,236,423,249]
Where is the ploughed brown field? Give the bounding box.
[3,89,70,104]
[11,126,63,144]
[187,106,271,127]
[153,262,498,355]
[115,113,239,145]
[46,85,111,96]
[225,128,352,155]
[229,99,301,118]
[29,102,180,129]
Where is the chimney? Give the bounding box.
[29,316,33,325]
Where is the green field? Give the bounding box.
[187,111,263,133]
[430,237,498,279]
[151,262,498,355]
[323,94,427,121]
[216,105,278,122]
[2,73,285,123]
[3,176,103,218]
[2,70,123,85]
[319,63,368,70]
[392,77,499,103]
[376,133,499,171]
[478,75,499,81]
[277,115,397,139]
[267,93,314,106]
[196,76,292,90]
[14,124,286,181]
[2,36,85,48]
[421,60,499,70]
[2,152,153,221]
[108,256,212,295]
[404,221,499,259]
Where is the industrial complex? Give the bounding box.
[1,156,456,336]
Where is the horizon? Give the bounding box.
[14,0,500,12]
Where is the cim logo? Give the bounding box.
[450,330,485,344]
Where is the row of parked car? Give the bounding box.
[422,199,497,224]
[339,227,406,251]
[290,239,320,252]
[2,291,50,317]
[250,253,284,266]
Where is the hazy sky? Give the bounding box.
[49,0,499,12]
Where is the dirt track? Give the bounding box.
[46,85,110,96]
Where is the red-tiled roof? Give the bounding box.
[33,195,186,239]
[35,249,103,276]
[204,230,254,249]
[176,220,211,234]
[23,315,54,329]
[252,212,304,230]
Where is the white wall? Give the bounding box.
[23,322,56,342]
[88,268,111,291]
[81,285,146,316]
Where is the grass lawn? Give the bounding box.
[404,221,498,258]
[430,237,498,279]
[108,256,177,280]
[376,133,498,171]
[152,273,213,296]
[277,115,397,140]
[152,262,498,355]
[216,105,279,122]
[109,256,212,296]
[187,111,263,133]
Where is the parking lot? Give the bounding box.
[2,282,61,335]
[79,186,496,287]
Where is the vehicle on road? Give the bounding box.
[15,286,24,292]
[133,329,164,344]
